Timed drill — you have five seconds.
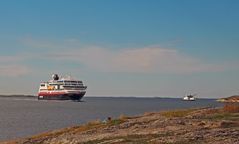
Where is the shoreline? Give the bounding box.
[3,106,239,144]
[0,95,219,100]
[0,95,36,98]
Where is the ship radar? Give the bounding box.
[52,74,59,80]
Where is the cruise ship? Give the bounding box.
[38,74,87,100]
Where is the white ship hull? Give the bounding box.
[183,97,195,101]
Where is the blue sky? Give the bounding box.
[0,0,238,98]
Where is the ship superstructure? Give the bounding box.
[183,94,196,101]
[38,74,87,100]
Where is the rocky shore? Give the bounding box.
[217,95,239,103]
[3,106,239,144]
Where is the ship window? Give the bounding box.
[41,84,45,87]
[49,83,57,86]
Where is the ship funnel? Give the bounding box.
[52,74,59,80]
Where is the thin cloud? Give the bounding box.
[0,55,31,77]
[49,46,227,74]
[22,38,231,74]
[0,65,29,77]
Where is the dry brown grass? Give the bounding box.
[161,108,197,118]
[85,119,102,126]
[119,114,129,120]
[223,103,239,113]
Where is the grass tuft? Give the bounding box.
[85,119,102,126]
[161,109,197,118]
[119,114,129,120]
[108,119,124,126]
[205,112,239,121]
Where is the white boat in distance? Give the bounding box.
[183,94,196,101]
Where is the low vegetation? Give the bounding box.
[83,133,173,144]
[223,103,239,113]
[161,108,198,118]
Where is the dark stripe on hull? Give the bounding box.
[38,93,85,100]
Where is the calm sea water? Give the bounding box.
[0,96,223,141]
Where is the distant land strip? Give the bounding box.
[0,95,36,98]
